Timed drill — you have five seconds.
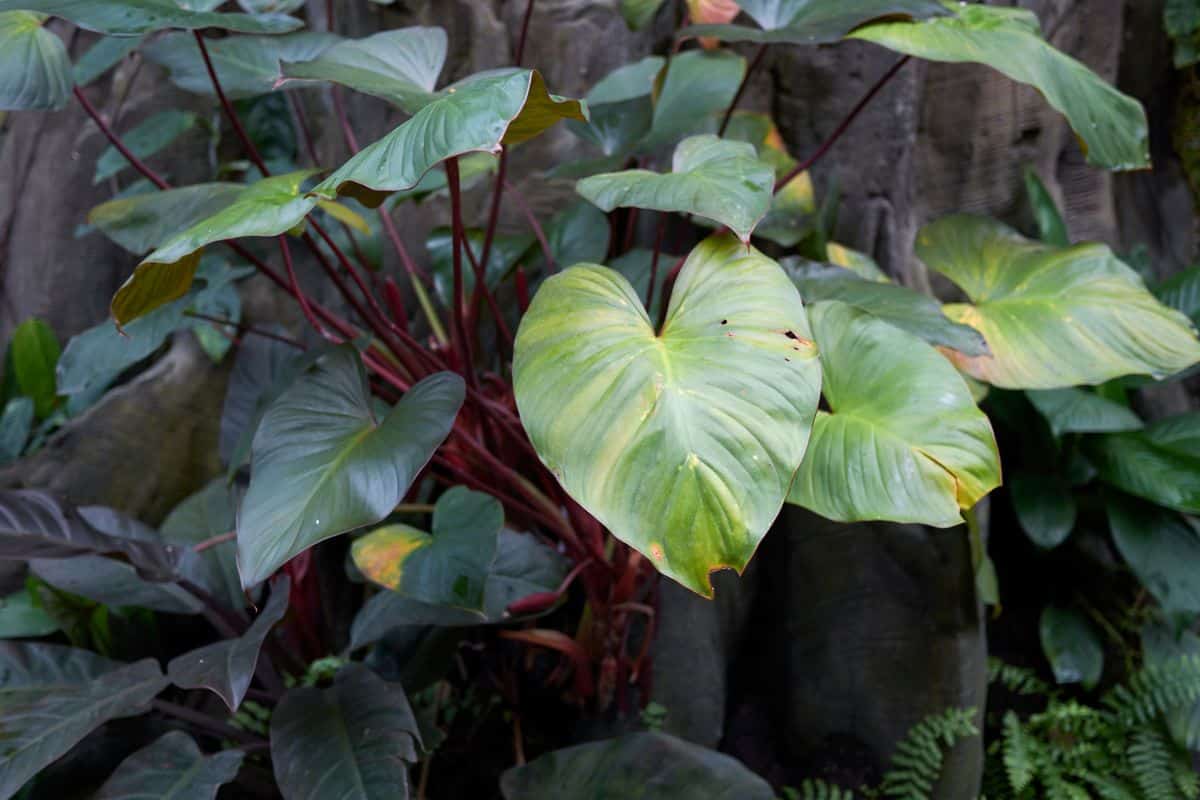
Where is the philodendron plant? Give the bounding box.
[0,0,1197,797]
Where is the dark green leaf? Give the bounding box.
[543,201,610,269]
[143,31,336,99]
[9,318,59,419]
[89,182,244,255]
[1142,621,1200,749]
[237,346,463,587]
[270,663,420,800]
[1039,604,1103,689]
[426,228,532,307]
[0,0,302,35]
[568,56,663,156]
[93,111,198,183]
[1107,495,1200,615]
[0,398,33,466]
[500,732,773,800]
[1156,266,1200,324]
[681,0,947,45]
[0,589,58,638]
[94,731,243,800]
[1087,412,1200,514]
[608,248,676,321]
[621,0,665,29]
[160,480,243,610]
[168,577,288,709]
[1025,387,1143,437]
[644,49,743,149]
[0,11,71,111]
[1010,474,1075,549]
[71,34,143,86]
[1023,167,1069,247]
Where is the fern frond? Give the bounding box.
[1128,725,1179,800]
[1002,711,1035,793]
[788,779,856,800]
[1105,656,1200,725]
[1077,771,1140,800]
[990,659,1052,697]
[878,708,979,800]
[1172,750,1199,800]
[1045,776,1094,800]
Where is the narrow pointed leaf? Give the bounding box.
[0,0,302,35]
[917,215,1200,388]
[1026,387,1143,437]
[143,31,336,99]
[168,577,289,709]
[9,318,59,419]
[569,56,663,156]
[1107,495,1200,615]
[94,732,243,800]
[0,590,58,638]
[514,235,821,595]
[1086,412,1200,514]
[237,346,464,588]
[681,0,948,45]
[89,183,244,255]
[644,49,743,148]
[1023,167,1069,247]
[94,111,198,183]
[0,398,33,465]
[0,11,70,111]
[851,3,1150,171]
[161,480,244,610]
[311,69,585,207]
[1011,474,1075,549]
[1040,605,1103,689]
[277,27,446,113]
[72,34,143,86]
[111,171,320,327]
[270,664,421,800]
[577,135,773,243]
[789,300,999,526]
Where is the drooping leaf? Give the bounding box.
[168,577,288,709]
[94,731,243,800]
[1086,412,1200,514]
[72,34,143,86]
[850,3,1150,171]
[0,589,58,638]
[513,235,821,595]
[788,300,999,527]
[0,0,302,35]
[0,643,168,799]
[568,56,663,157]
[916,215,1200,388]
[143,31,336,99]
[237,346,464,588]
[783,260,988,355]
[500,732,774,800]
[270,663,421,800]
[0,11,70,111]
[277,27,446,113]
[578,135,774,243]
[1039,604,1103,689]
[0,398,33,466]
[681,0,948,45]
[111,170,321,327]
[643,49,743,148]
[353,488,503,613]
[621,0,665,29]
[311,69,585,207]
[349,529,568,648]
[89,182,244,255]
[1107,495,1200,616]
[1156,266,1200,324]
[1010,473,1075,549]
[1025,387,1144,438]
[9,318,59,419]
[94,111,198,184]
[1023,167,1069,247]
[386,153,497,206]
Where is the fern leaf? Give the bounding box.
[1128,725,1179,800]
[1105,656,1200,725]
[879,708,979,800]
[791,779,856,800]
[1002,711,1035,793]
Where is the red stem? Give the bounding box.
[504,180,557,272]
[445,157,477,378]
[646,214,666,313]
[74,87,168,190]
[515,0,536,66]
[717,44,768,138]
[193,31,271,177]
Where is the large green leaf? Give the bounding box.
[277,27,446,113]
[1087,413,1200,515]
[94,731,243,800]
[237,346,463,588]
[783,260,987,355]
[270,663,420,800]
[1107,495,1200,616]
[1040,604,1103,689]
[850,3,1150,171]
[916,215,1200,388]
[0,0,301,35]
[1010,473,1075,549]
[143,31,336,99]
[89,182,244,255]
[353,488,504,613]
[0,11,70,111]
[94,111,197,183]
[643,49,743,149]
[160,480,243,610]
[577,135,773,243]
[111,171,320,327]
[311,69,585,207]
[1025,387,1143,437]
[788,301,999,527]
[0,643,168,800]
[349,529,568,648]
[9,318,59,419]
[500,732,773,800]
[513,235,821,595]
[681,0,947,45]
[168,577,288,709]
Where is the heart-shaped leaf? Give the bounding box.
[1107,495,1200,616]
[89,182,244,255]
[500,732,774,800]
[1040,604,1103,689]
[353,487,503,613]
[681,0,948,45]
[311,69,585,207]
[788,300,999,526]
[94,111,198,183]
[851,3,1149,171]
[143,31,336,99]
[643,49,743,148]
[277,27,446,113]
[349,529,569,648]
[0,11,70,111]
[0,643,168,799]
[94,732,243,800]
[513,235,821,595]
[237,346,463,588]
[784,260,987,355]
[1026,387,1144,437]
[577,135,774,243]
[1011,473,1075,549]
[0,0,302,35]
[917,215,1200,388]
[1086,412,1200,515]
[270,663,421,800]
[111,171,321,327]
[168,577,288,709]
